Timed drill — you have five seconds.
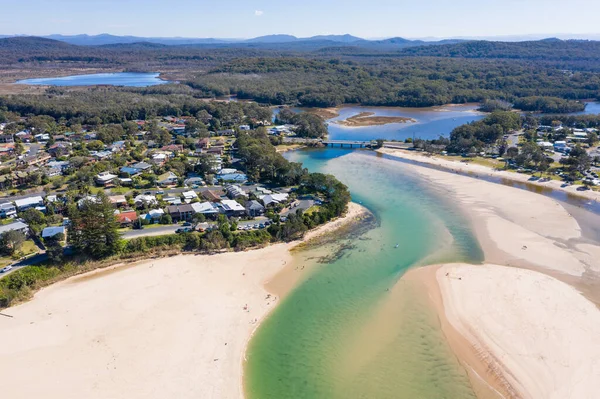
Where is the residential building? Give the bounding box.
[225,184,247,199]
[260,193,289,207]
[140,209,164,223]
[191,201,219,216]
[217,129,234,136]
[132,161,152,171]
[108,195,127,207]
[202,189,223,202]
[219,200,246,216]
[0,202,17,218]
[158,171,179,186]
[182,190,198,202]
[0,221,29,236]
[219,173,248,183]
[246,200,265,217]
[0,134,14,143]
[166,204,195,221]
[239,125,251,131]
[196,137,210,150]
[95,171,117,186]
[184,176,204,187]
[14,196,44,212]
[115,210,138,226]
[152,153,168,164]
[134,195,158,208]
[41,226,66,239]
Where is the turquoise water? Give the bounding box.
[245,148,484,398]
[16,72,168,87]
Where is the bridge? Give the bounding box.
[322,140,373,148]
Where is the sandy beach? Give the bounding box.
[0,202,366,399]
[386,153,600,398]
[378,148,600,202]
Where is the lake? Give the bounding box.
[16,72,169,87]
[313,104,484,141]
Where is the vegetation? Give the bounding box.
[513,97,586,113]
[447,111,522,154]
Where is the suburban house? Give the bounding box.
[246,200,265,217]
[14,196,45,212]
[163,196,182,205]
[202,189,223,202]
[108,195,127,207]
[0,202,17,218]
[41,225,66,240]
[95,171,118,186]
[225,184,247,199]
[47,142,71,157]
[132,161,152,172]
[158,171,179,187]
[115,210,138,226]
[0,134,14,143]
[140,209,164,223]
[191,201,219,216]
[184,176,204,187]
[219,199,246,217]
[196,137,211,150]
[134,194,158,208]
[166,204,195,221]
[260,193,289,207]
[217,129,234,136]
[152,153,168,165]
[182,190,198,202]
[239,125,251,131]
[0,221,29,236]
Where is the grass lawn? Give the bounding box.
[0,239,40,267]
[304,206,319,216]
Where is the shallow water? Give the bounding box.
[16,72,168,87]
[245,149,483,398]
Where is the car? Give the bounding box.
[156,190,164,195]
[1,265,13,273]
[144,191,153,195]
[176,227,193,233]
[182,222,192,227]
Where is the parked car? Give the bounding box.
[156,190,164,195]
[1,265,13,273]
[176,227,193,233]
[182,222,192,227]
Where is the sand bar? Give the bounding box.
[0,202,367,399]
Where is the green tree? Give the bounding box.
[0,230,26,255]
[67,192,122,258]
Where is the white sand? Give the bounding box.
[437,263,600,399]
[379,148,600,202]
[0,202,366,399]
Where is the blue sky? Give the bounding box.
[1,0,600,39]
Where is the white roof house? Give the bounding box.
[182,190,199,201]
[134,195,158,207]
[220,200,245,213]
[14,196,44,211]
[217,168,237,175]
[95,171,117,185]
[0,221,29,235]
[191,201,219,214]
[260,193,289,206]
[140,208,165,221]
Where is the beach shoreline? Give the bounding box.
[0,202,369,399]
[383,153,600,399]
[378,148,600,202]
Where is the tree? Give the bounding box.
[0,230,26,255]
[587,131,599,146]
[20,209,46,230]
[45,234,65,263]
[67,192,122,258]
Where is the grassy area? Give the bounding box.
[0,239,40,268]
[442,155,506,169]
[303,206,319,216]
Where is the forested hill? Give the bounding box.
[397,39,600,62]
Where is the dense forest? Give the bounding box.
[2,37,600,110]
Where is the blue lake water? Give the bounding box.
[312,104,484,141]
[16,72,169,87]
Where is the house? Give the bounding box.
[47,142,71,157]
[239,125,251,131]
[161,144,184,153]
[152,153,168,165]
[246,200,265,217]
[163,196,182,205]
[41,226,66,239]
[184,176,204,187]
[202,189,223,202]
[260,193,289,207]
[0,221,29,236]
[537,141,554,151]
[218,173,247,183]
[225,184,247,199]
[554,141,569,153]
[34,133,50,142]
[110,141,126,152]
[95,171,117,186]
[44,167,62,177]
[108,195,127,207]
[0,134,14,143]
[140,209,164,223]
[115,210,138,226]
[119,177,133,186]
[207,146,224,156]
[46,161,70,171]
[77,195,99,208]
[182,190,198,202]
[14,196,44,212]
[196,137,210,150]
[218,168,238,176]
[158,171,178,187]
[132,161,152,171]
[91,150,113,160]
[217,129,234,136]
[191,201,219,216]
[0,202,17,218]
[120,166,142,176]
[134,195,158,208]
[219,200,246,216]
[166,204,194,221]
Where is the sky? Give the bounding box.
[1,0,600,39]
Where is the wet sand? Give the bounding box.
[334,112,415,127]
[0,203,367,399]
[389,156,600,398]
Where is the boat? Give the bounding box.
[395,244,399,248]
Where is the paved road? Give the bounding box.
[505,132,520,148]
[0,252,47,279]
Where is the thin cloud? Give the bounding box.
[254,10,264,17]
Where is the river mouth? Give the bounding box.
[16,72,169,87]
[245,149,484,398]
